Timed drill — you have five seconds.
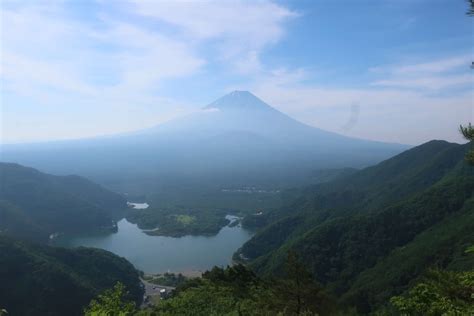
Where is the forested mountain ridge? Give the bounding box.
[0,162,127,242]
[239,140,468,259]
[341,196,474,312]
[240,140,465,233]
[0,235,143,316]
[237,140,474,313]
[295,139,466,215]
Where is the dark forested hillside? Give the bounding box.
[0,235,143,316]
[237,140,474,313]
[0,163,127,242]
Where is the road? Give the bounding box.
[140,279,176,307]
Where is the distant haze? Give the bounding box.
[1,1,472,145]
[0,91,407,193]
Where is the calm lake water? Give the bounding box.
[54,216,253,274]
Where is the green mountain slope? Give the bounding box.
[0,163,127,242]
[0,235,143,316]
[298,140,466,217]
[341,197,474,312]
[237,140,474,312]
[239,140,467,257]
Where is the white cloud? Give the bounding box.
[1,1,297,143]
[1,4,204,97]
[130,0,296,45]
[0,2,209,143]
[129,0,297,71]
[238,57,473,145]
[370,55,472,75]
[372,74,473,90]
[369,55,473,90]
[256,84,472,145]
[1,1,471,146]
[96,22,205,92]
[393,55,471,75]
[2,52,96,96]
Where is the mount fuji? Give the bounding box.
[0,91,407,189]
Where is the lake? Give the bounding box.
[54,216,253,275]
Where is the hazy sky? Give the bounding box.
[1,0,473,145]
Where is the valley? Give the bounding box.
[0,92,472,315]
[2,137,472,315]
[1,1,473,315]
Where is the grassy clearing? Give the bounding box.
[175,215,196,226]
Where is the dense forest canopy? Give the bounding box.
[237,140,474,313]
[0,235,143,316]
[1,138,472,315]
[0,162,128,242]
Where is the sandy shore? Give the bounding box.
[146,270,203,278]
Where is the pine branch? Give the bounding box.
[459,123,474,141]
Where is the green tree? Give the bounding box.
[274,251,334,315]
[203,264,258,315]
[84,282,137,316]
[460,123,474,165]
[390,269,474,315]
[154,282,237,316]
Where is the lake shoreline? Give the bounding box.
[144,270,203,279]
[54,217,254,275]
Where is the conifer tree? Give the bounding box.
[84,282,136,316]
[460,123,474,165]
[274,250,334,315]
